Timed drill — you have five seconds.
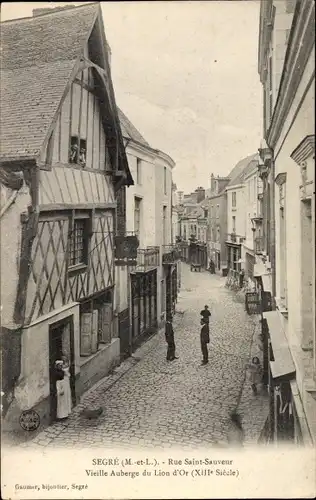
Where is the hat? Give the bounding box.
[55,360,63,366]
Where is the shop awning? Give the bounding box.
[263,311,295,381]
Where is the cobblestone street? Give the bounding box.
[23,263,268,450]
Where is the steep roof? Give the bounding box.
[0,4,99,160]
[117,108,150,147]
[226,153,258,188]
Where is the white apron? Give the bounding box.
[56,370,72,419]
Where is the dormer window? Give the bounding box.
[69,136,86,167]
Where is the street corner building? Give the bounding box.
[0,3,134,431]
[254,0,315,446]
[116,108,178,354]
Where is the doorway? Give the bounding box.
[49,316,75,423]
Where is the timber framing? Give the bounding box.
[39,202,116,212]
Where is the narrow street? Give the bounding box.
[25,263,261,450]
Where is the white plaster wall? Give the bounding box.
[16,304,80,409]
[125,149,156,248]
[226,185,245,236]
[274,81,314,351]
[154,158,173,248]
[0,184,31,328]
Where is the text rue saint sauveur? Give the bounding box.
[86,458,237,478]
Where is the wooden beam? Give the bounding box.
[39,202,117,212]
[78,72,84,162]
[92,94,95,168]
[69,83,73,156]
[74,77,98,96]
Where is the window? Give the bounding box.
[204,209,208,218]
[69,136,86,166]
[136,158,142,185]
[216,204,219,218]
[164,167,167,195]
[232,192,236,208]
[134,197,142,236]
[163,206,167,244]
[69,219,89,267]
[232,216,236,232]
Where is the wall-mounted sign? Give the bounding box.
[114,235,139,259]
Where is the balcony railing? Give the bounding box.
[136,246,160,272]
[162,244,180,264]
[226,232,245,244]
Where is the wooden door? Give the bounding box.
[99,303,112,344]
[80,312,92,356]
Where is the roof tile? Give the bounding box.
[0,4,98,160]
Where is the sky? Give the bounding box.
[2,1,263,193]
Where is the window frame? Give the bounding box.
[163,167,167,195]
[232,215,236,233]
[232,191,237,208]
[134,197,142,237]
[136,157,142,185]
[68,213,91,272]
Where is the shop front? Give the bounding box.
[261,310,311,445]
[130,269,158,350]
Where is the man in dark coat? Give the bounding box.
[200,318,210,365]
[165,317,178,361]
[200,305,211,324]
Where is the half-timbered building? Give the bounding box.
[0,4,133,429]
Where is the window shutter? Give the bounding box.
[80,312,92,356]
[91,309,99,354]
[99,303,112,344]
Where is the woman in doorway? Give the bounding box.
[55,357,72,420]
[61,354,72,417]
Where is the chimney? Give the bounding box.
[195,187,205,204]
[210,174,216,193]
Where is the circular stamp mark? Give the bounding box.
[19,410,40,431]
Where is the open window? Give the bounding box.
[69,136,87,167]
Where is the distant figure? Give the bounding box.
[246,356,263,395]
[200,305,211,324]
[209,259,215,274]
[227,410,244,447]
[239,269,245,288]
[200,318,210,365]
[165,317,178,361]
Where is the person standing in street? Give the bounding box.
[246,356,263,395]
[165,316,178,361]
[200,305,211,324]
[200,318,210,365]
